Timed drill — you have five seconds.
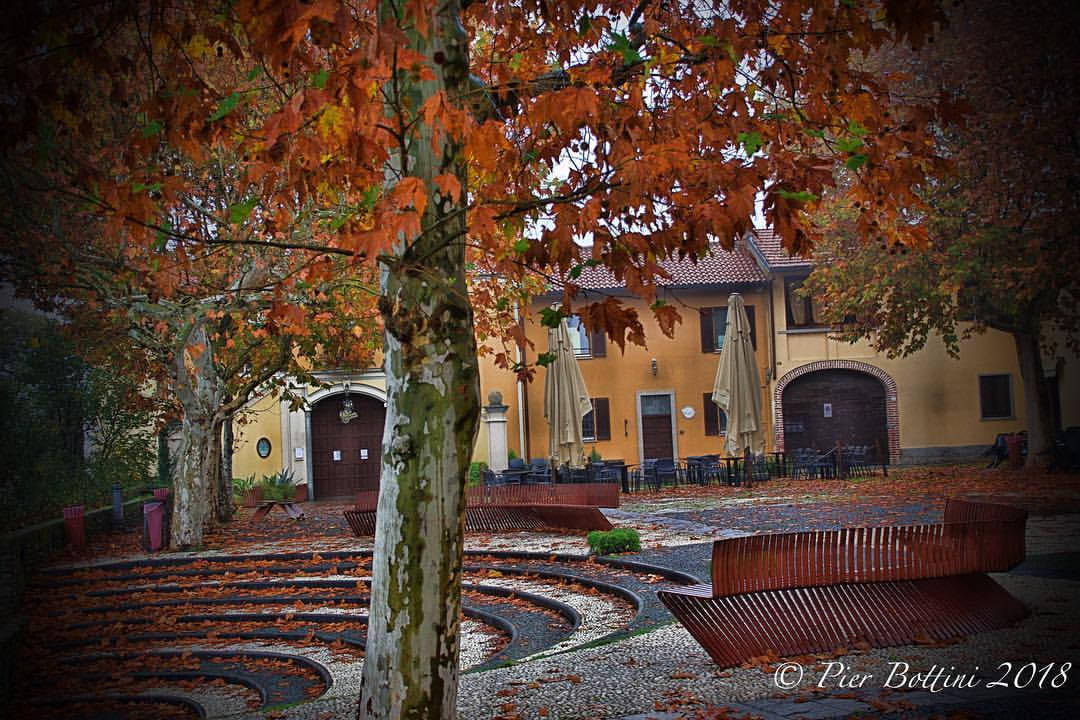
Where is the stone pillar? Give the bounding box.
[483,391,510,473]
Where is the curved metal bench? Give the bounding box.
[344,485,617,536]
[658,499,1028,667]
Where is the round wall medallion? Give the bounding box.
[681,406,695,419]
[256,437,272,458]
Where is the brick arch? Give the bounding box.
[773,360,900,464]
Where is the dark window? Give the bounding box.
[979,374,1013,419]
[703,393,728,436]
[785,276,825,328]
[582,397,611,441]
[566,315,606,358]
[699,305,756,352]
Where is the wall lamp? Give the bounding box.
[651,358,658,376]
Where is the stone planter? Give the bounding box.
[293,484,309,502]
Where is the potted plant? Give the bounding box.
[233,474,260,507]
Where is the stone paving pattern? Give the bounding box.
[10,469,1080,719]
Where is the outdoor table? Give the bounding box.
[500,469,530,484]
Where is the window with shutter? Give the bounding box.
[702,393,727,436]
[567,315,604,358]
[582,397,611,441]
[701,305,756,351]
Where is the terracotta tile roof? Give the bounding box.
[569,242,767,290]
[746,227,814,270]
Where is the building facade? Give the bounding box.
[231,230,1078,498]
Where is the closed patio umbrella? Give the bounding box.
[544,318,593,469]
[712,293,763,457]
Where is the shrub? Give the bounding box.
[467,461,487,487]
[589,448,602,463]
[587,528,641,555]
[259,469,296,501]
[507,448,518,461]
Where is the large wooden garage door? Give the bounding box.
[311,393,386,499]
[782,370,888,461]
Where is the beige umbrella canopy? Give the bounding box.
[712,293,764,457]
[544,318,594,469]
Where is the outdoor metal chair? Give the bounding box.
[526,458,551,483]
[653,457,681,489]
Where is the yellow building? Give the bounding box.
[230,230,1078,498]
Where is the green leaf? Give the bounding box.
[153,221,173,252]
[310,69,328,89]
[804,127,825,138]
[131,182,162,194]
[607,32,643,65]
[737,130,764,156]
[208,92,242,122]
[513,238,530,253]
[536,352,557,367]
[246,66,262,81]
[495,297,509,311]
[846,154,868,171]
[539,307,564,328]
[650,299,667,310]
[329,210,354,232]
[569,264,583,280]
[361,185,380,210]
[577,15,592,36]
[847,120,869,138]
[509,53,523,71]
[777,189,819,203]
[522,149,538,164]
[228,197,259,224]
[836,136,864,153]
[697,35,719,48]
[141,120,163,138]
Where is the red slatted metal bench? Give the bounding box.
[658,499,1028,667]
[343,483,618,536]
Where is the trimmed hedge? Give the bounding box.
[587,527,641,555]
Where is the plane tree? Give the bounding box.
[802,0,1079,464]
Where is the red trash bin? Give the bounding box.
[1005,434,1024,468]
[62,505,85,550]
[143,501,165,551]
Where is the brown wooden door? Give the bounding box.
[640,393,675,460]
[311,393,386,498]
[782,370,888,461]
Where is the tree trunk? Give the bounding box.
[1014,330,1054,465]
[358,2,477,718]
[215,413,234,523]
[170,321,224,549]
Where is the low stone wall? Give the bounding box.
[0,494,149,706]
[898,444,989,465]
[0,495,149,617]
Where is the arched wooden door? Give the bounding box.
[781,370,888,460]
[310,393,386,499]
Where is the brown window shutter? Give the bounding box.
[744,305,757,350]
[594,398,611,440]
[590,327,606,357]
[703,393,719,436]
[699,308,714,352]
